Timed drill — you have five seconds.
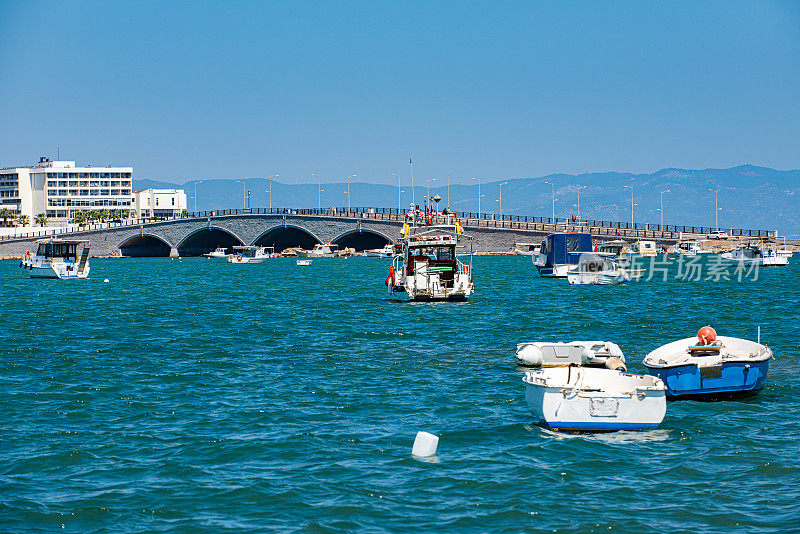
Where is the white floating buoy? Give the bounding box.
[103,279,109,283]
[412,431,439,457]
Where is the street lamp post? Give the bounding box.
[576,185,586,220]
[269,173,278,210]
[498,181,508,217]
[194,179,203,213]
[471,177,481,214]
[409,158,414,207]
[624,185,635,228]
[312,173,320,211]
[393,173,400,212]
[544,181,555,221]
[347,174,354,211]
[660,189,671,228]
[709,188,720,230]
[235,179,246,210]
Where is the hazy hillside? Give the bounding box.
[135,165,800,236]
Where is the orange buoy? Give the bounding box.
[697,326,717,345]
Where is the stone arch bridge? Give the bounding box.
[0,208,699,257]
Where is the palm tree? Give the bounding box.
[34,212,47,227]
[0,207,13,227]
[73,211,86,225]
[16,214,29,227]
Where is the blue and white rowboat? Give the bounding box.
[643,335,771,400]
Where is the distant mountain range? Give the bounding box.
[135,165,800,236]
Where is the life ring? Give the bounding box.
[385,264,395,286]
[236,254,243,261]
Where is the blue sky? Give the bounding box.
[1,0,798,184]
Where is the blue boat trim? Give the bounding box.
[547,422,661,431]
[644,359,769,401]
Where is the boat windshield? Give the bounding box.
[566,235,583,252]
[36,242,77,259]
[410,245,454,261]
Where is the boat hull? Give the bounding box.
[535,264,571,278]
[523,368,666,432]
[645,359,769,400]
[30,263,89,279]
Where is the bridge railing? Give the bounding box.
[0,206,773,242]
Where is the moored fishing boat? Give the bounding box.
[721,241,788,266]
[566,254,644,285]
[629,240,658,258]
[364,244,395,258]
[533,232,594,277]
[23,239,91,279]
[523,366,667,432]
[643,327,772,400]
[227,246,274,264]
[386,212,473,301]
[296,243,338,257]
[204,247,229,258]
[513,242,540,256]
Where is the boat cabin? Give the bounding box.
[631,240,657,255]
[538,233,593,265]
[406,237,458,284]
[35,240,86,261]
[597,240,627,257]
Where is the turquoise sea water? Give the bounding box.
[1,255,799,533]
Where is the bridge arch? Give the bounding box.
[177,226,245,257]
[118,234,174,257]
[252,224,322,252]
[331,229,393,252]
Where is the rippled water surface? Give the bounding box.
[2,255,799,532]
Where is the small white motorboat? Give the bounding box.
[364,244,395,258]
[24,239,91,279]
[513,242,540,256]
[629,240,658,258]
[566,255,645,285]
[228,246,275,264]
[204,247,228,258]
[523,366,667,432]
[721,241,788,266]
[515,340,627,371]
[296,243,338,257]
[296,259,312,266]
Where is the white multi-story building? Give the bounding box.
[0,157,134,224]
[133,189,187,219]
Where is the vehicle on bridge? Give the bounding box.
[23,239,91,279]
[387,223,474,301]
